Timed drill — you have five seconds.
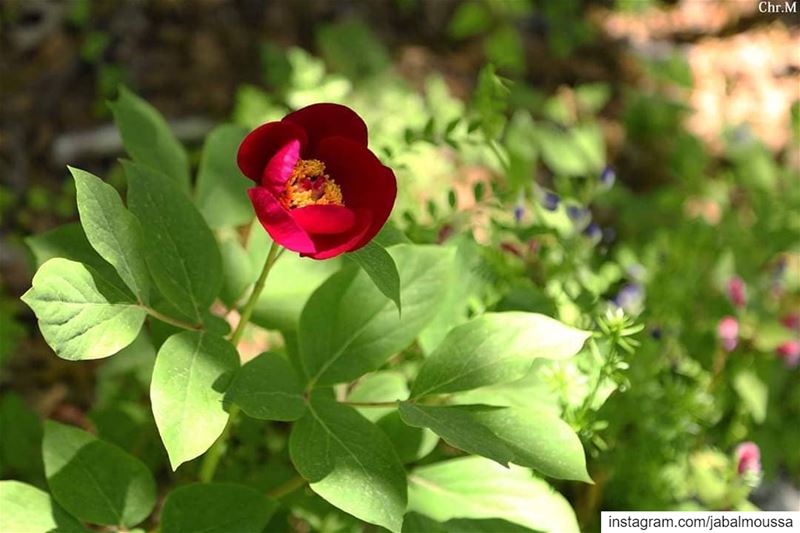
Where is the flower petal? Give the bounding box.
[315,137,397,250]
[305,209,373,260]
[248,187,316,254]
[238,121,307,182]
[263,139,300,194]
[291,205,356,235]
[283,103,368,154]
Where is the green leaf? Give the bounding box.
[373,221,411,248]
[348,241,401,313]
[289,395,407,533]
[346,371,408,422]
[417,237,483,354]
[398,403,514,466]
[26,222,125,290]
[484,26,525,75]
[301,244,453,387]
[218,236,253,308]
[43,420,156,528]
[194,124,251,229]
[376,411,439,464]
[448,2,491,39]
[408,457,579,533]
[71,166,150,302]
[469,407,592,482]
[161,483,277,533]
[247,226,341,332]
[471,64,509,140]
[125,161,222,322]
[0,481,88,533]
[0,393,43,479]
[21,258,146,361]
[403,513,534,533]
[411,312,589,398]
[150,331,239,470]
[733,371,768,424]
[226,352,306,421]
[109,87,190,191]
[316,19,390,80]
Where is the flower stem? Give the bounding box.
[141,306,203,331]
[267,475,308,499]
[230,241,282,346]
[198,241,282,483]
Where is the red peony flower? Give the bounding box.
[238,103,397,260]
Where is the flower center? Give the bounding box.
[279,159,344,209]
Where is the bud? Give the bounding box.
[734,442,761,477]
[727,276,746,308]
[781,313,800,332]
[776,340,800,368]
[717,316,739,352]
[500,241,522,257]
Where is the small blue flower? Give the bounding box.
[583,222,601,241]
[542,191,560,211]
[513,205,524,222]
[599,166,616,190]
[566,205,587,222]
[613,283,644,314]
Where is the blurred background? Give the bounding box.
[1,0,799,529]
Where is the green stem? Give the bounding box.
[198,406,238,483]
[488,140,510,174]
[198,241,282,483]
[267,475,307,499]
[141,306,202,331]
[577,341,616,423]
[230,241,281,346]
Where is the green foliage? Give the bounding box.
[408,457,580,533]
[109,87,190,191]
[348,241,402,313]
[227,352,306,421]
[399,403,515,466]
[317,20,390,80]
[412,312,589,398]
[290,394,407,533]
[71,167,150,303]
[125,161,222,322]
[0,481,88,533]
[21,258,145,361]
[160,483,277,533]
[0,394,43,481]
[300,245,453,387]
[12,29,796,529]
[194,124,251,229]
[150,331,239,470]
[248,228,342,331]
[43,421,156,527]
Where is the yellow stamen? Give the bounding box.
[279,159,344,209]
